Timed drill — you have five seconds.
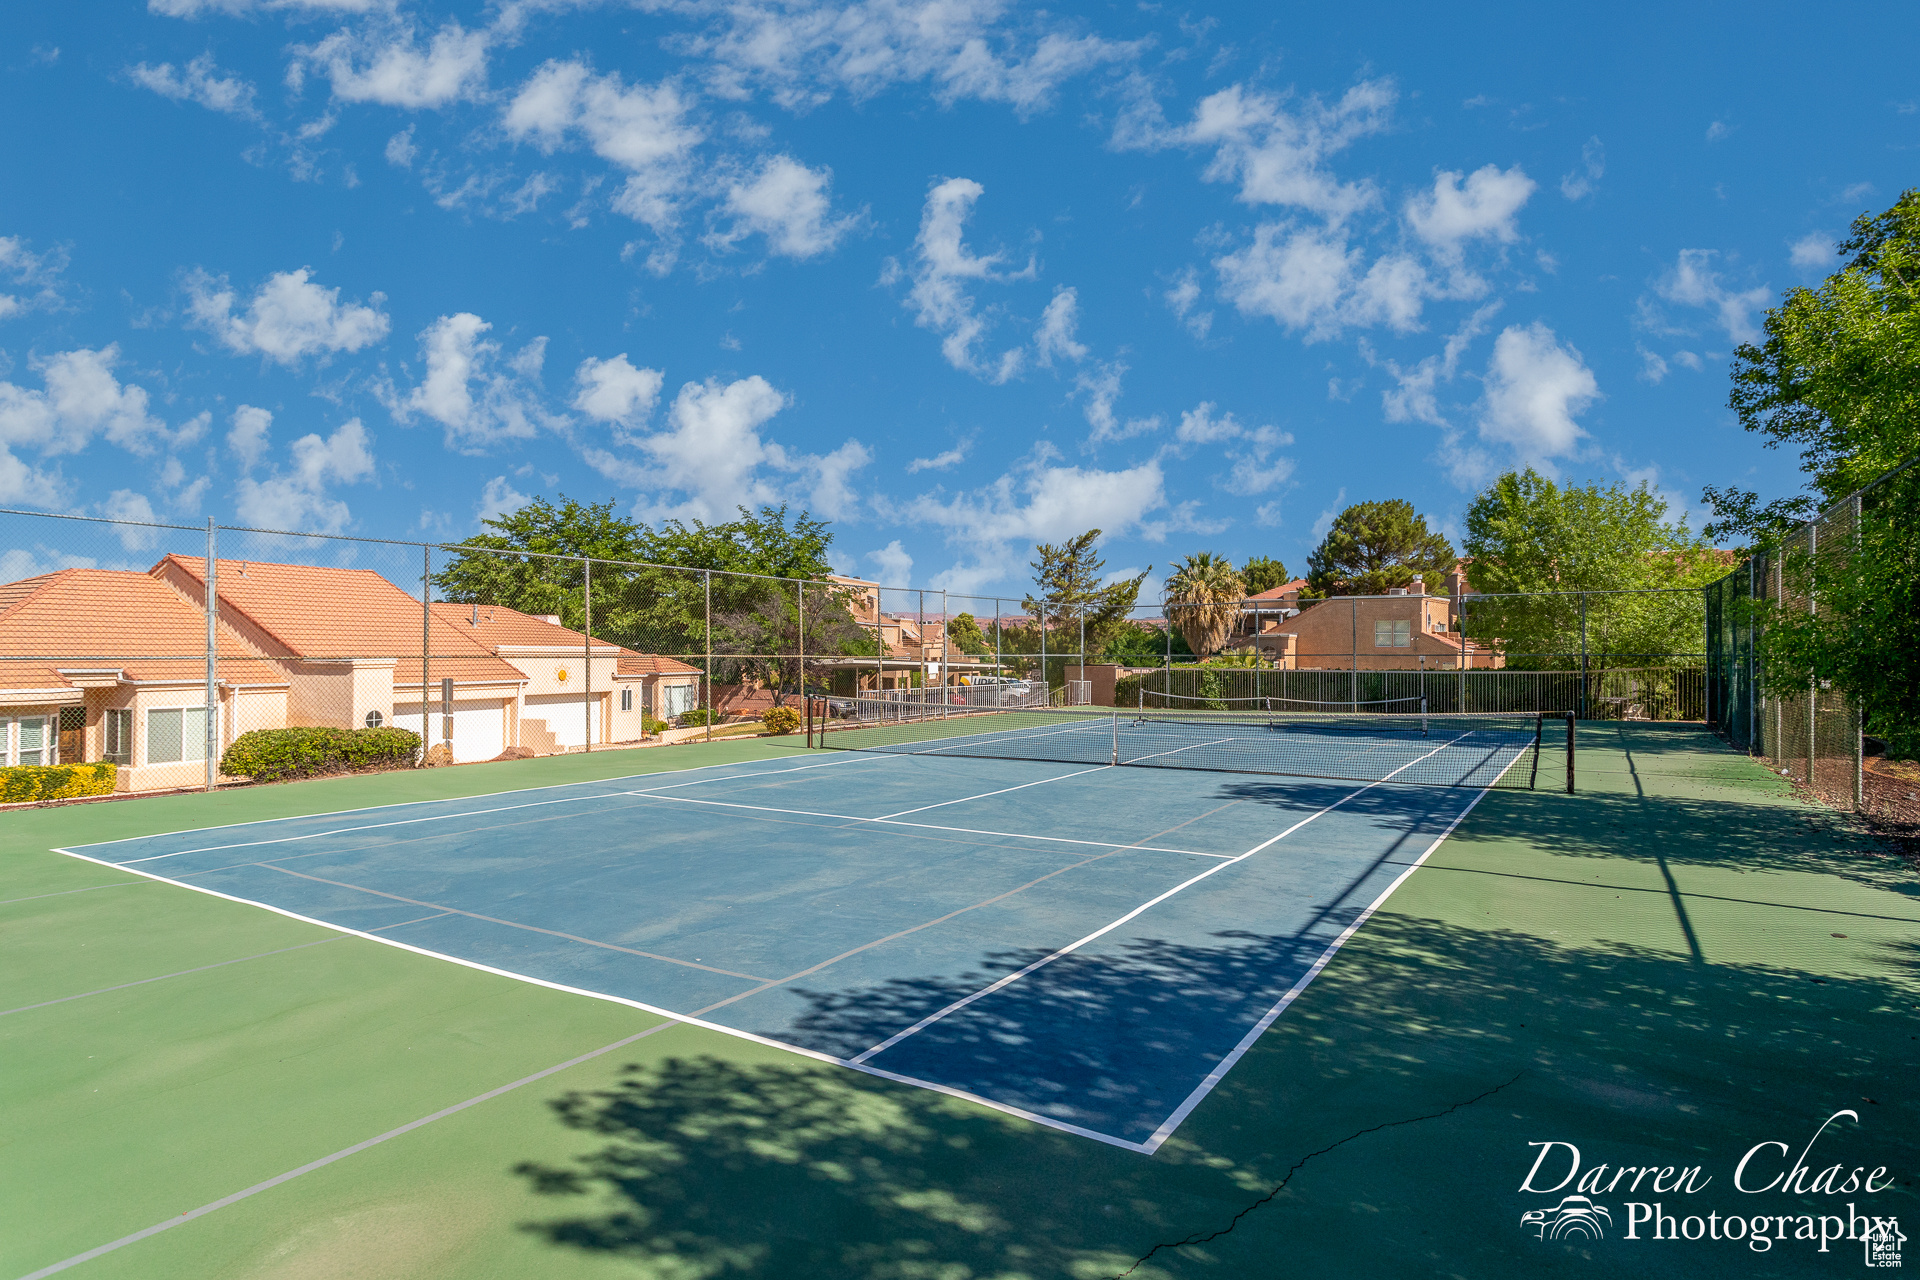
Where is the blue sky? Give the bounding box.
[2,1,1915,600]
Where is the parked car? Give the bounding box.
[949,677,1034,707]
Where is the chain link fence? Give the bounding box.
[1705,452,1920,818]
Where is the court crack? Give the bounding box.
[1112,1071,1525,1278]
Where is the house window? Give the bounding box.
[364,710,385,728]
[620,687,633,712]
[661,683,696,717]
[147,706,212,765]
[105,709,132,765]
[1373,620,1411,648]
[9,716,49,766]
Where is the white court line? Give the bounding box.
[12,1020,685,1280]
[873,764,1111,820]
[49,844,1160,1157]
[617,790,1233,859]
[848,732,1465,1067]
[1134,746,1528,1153]
[112,753,880,867]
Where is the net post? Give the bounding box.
[1565,711,1576,793]
[1528,711,1541,790]
[1111,711,1118,766]
[1420,696,1428,737]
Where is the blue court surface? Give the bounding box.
[59,750,1504,1152]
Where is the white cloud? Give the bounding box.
[1378,301,1500,426]
[908,442,969,473]
[295,21,489,109]
[185,266,390,364]
[150,0,381,15]
[1406,164,1535,257]
[1465,322,1599,481]
[1789,232,1836,274]
[1636,345,1669,385]
[708,155,858,259]
[234,417,376,533]
[900,451,1173,595]
[1559,136,1604,200]
[128,53,256,116]
[385,126,416,168]
[589,374,870,523]
[1653,249,1771,344]
[227,404,273,470]
[0,346,191,467]
[571,354,665,432]
[1214,223,1435,341]
[0,235,68,320]
[1163,267,1212,339]
[1309,488,1347,543]
[1076,361,1160,444]
[101,490,161,551]
[684,1,1137,114]
[477,474,530,524]
[504,60,703,242]
[387,313,555,451]
[1705,120,1729,142]
[896,177,1031,381]
[1173,402,1294,495]
[1138,79,1395,220]
[1034,287,1089,366]
[867,539,913,584]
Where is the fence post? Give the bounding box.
[799,576,807,722]
[582,557,592,753]
[1853,492,1864,811]
[1578,592,1588,720]
[704,569,712,743]
[940,588,948,716]
[1350,597,1357,712]
[204,518,217,791]
[421,545,431,763]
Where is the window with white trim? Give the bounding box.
[6,716,50,766]
[661,683,696,717]
[1373,620,1411,648]
[105,709,132,765]
[147,706,213,764]
[620,687,633,712]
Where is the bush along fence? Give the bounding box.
[220,727,423,784]
[0,763,117,804]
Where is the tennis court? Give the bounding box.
[57,717,1536,1150]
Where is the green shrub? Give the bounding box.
[676,707,717,728]
[0,762,116,803]
[761,705,802,735]
[641,714,671,734]
[221,726,422,783]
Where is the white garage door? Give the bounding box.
[396,699,506,762]
[525,693,599,749]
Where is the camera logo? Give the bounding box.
[1521,1195,1614,1241]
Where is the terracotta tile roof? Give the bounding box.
[155,555,525,686]
[0,569,286,690]
[1245,579,1309,601]
[427,602,701,676]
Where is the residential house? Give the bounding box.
[0,555,705,793]
[1249,580,1499,671]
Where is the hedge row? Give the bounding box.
[220,726,423,783]
[0,762,117,803]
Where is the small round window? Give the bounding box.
[364,710,384,728]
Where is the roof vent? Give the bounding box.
[1387,587,1407,596]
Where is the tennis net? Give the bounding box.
[816,699,1573,791]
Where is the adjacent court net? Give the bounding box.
[820,697,1570,791]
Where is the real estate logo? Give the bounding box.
[1515,1109,1901,1260]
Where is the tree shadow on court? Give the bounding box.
[512,909,1920,1280]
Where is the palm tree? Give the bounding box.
[1163,552,1245,659]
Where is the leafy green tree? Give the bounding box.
[1022,529,1151,654]
[946,612,990,655]
[1098,620,1194,665]
[1704,190,1920,545]
[1240,555,1292,595]
[1163,552,1244,659]
[1305,500,1455,596]
[433,500,862,698]
[1463,470,1723,668]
